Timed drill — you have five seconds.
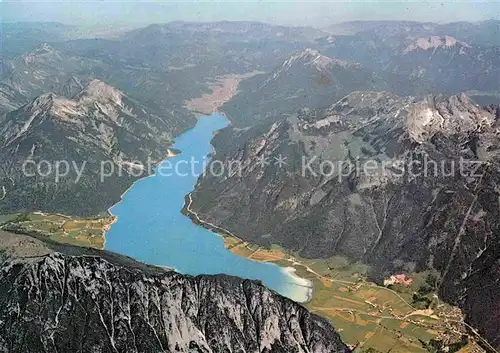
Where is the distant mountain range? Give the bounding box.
[222,22,499,127]
[318,21,500,97]
[325,19,500,47]
[0,22,81,59]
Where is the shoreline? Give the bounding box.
[182,192,314,303]
[281,266,314,302]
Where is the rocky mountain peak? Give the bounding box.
[285,48,358,71]
[75,79,124,106]
[22,43,62,64]
[263,49,361,87]
[0,93,83,145]
[25,92,79,115]
[406,93,495,143]
[0,93,59,146]
[29,92,57,109]
[313,91,497,144]
[1,83,129,147]
[403,35,470,54]
[4,79,139,145]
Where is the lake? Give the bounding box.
[105,112,311,302]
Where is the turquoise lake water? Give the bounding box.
[105,113,310,302]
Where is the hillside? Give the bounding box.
[191,92,500,347]
[0,80,175,216]
[222,49,385,127]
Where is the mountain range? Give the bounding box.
[325,20,500,47]
[190,92,500,347]
[223,30,499,128]
[0,19,499,351]
[222,48,386,127]
[318,22,500,97]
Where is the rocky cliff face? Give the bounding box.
[191,92,500,347]
[0,253,348,353]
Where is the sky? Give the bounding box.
[1,1,499,28]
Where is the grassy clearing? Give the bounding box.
[0,212,114,249]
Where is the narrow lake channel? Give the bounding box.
[105,113,312,302]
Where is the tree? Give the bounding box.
[12,213,30,223]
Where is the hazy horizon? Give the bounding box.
[1,1,499,29]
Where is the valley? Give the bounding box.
[0,17,499,353]
[102,113,313,303]
[184,71,264,114]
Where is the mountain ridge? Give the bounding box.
[191,91,500,347]
[222,49,385,128]
[0,249,349,353]
[0,79,175,216]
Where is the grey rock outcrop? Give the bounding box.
[0,253,349,353]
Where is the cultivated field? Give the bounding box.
[223,236,487,353]
[0,212,115,249]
